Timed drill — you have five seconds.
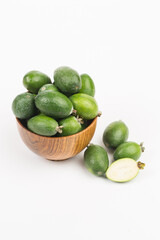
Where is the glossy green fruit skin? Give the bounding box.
[12,92,37,119]
[103,121,129,149]
[114,142,142,161]
[79,74,95,97]
[84,145,109,176]
[54,66,81,94]
[35,91,73,119]
[27,114,58,136]
[23,71,51,94]
[58,116,82,136]
[69,93,98,120]
[38,83,59,94]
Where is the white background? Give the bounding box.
[0,0,160,239]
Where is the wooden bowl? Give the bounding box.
[16,117,97,160]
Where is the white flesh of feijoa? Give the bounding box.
[106,158,139,182]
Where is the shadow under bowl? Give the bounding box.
[16,117,97,160]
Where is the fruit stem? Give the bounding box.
[97,111,102,117]
[140,142,145,152]
[56,126,63,134]
[72,109,77,116]
[137,161,145,169]
[76,115,84,124]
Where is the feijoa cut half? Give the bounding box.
[84,144,109,176]
[106,158,145,182]
[114,141,145,161]
[103,120,129,149]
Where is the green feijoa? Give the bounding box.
[12,92,37,119]
[38,83,59,94]
[54,66,81,94]
[106,158,145,183]
[79,74,95,97]
[69,93,98,120]
[27,114,59,136]
[23,71,51,94]
[103,120,129,149]
[114,142,145,161]
[84,144,109,176]
[35,91,73,119]
[58,116,83,136]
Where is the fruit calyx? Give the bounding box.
[137,161,145,169]
[97,111,102,117]
[140,142,145,152]
[76,115,84,124]
[56,126,63,134]
[72,109,77,116]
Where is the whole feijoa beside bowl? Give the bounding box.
[103,120,129,149]
[84,144,109,176]
[113,141,144,161]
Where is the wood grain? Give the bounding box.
[16,117,97,160]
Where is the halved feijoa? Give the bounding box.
[114,142,145,161]
[106,158,145,182]
[103,120,129,149]
[84,144,109,176]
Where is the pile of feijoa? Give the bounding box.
[12,67,145,183]
[12,67,99,136]
[84,120,145,182]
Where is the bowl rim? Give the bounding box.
[16,116,97,139]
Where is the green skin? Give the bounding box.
[35,91,73,119]
[58,116,82,136]
[114,142,142,161]
[54,66,81,94]
[69,93,98,120]
[23,71,51,94]
[84,145,109,176]
[12,92,37,119]
[103,121,129,149]
[79,74,95,97]
[38,83,59,94]
[27,115,58,136]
